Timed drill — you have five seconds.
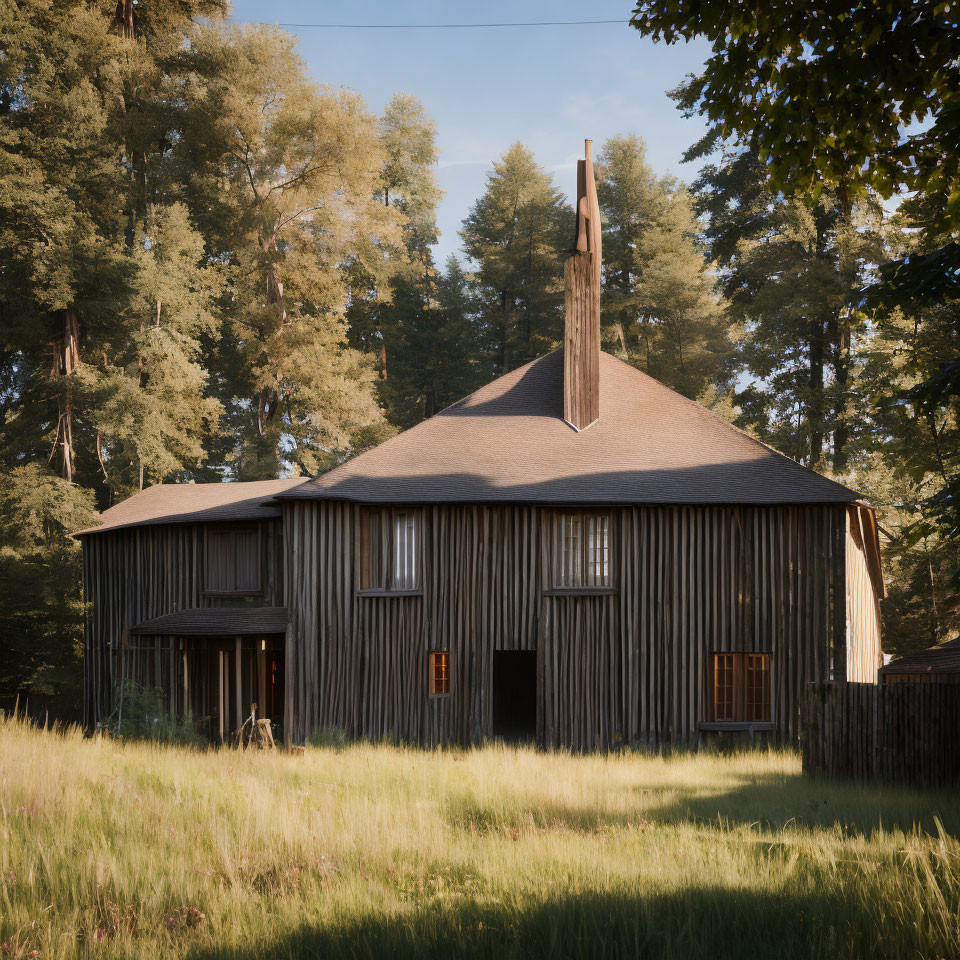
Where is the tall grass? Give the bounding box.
[1,715,958,959]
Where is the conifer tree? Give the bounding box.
[379,257,484,428]
[693,147,885,469]
[0,0,227,495]
[461,143,572,375]
[596,135,729,399]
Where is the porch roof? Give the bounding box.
[129,607,288,638]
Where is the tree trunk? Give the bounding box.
[114,0,135,39]
[254,235,285,440]
[832,316,851,472]
[50,308,80,482]
[808,316,825,467]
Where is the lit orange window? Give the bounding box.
[745,653,771,722]
[714,653,736,721]
[712,653,771,722]
[429,651,450,696]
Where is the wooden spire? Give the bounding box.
[563,139,602,431]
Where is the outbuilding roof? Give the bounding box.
[74,478,309,536]
[879,638,960,677]
[279,349,862,505]
[129,606,288,637]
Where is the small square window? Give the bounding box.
[429,651,450,696]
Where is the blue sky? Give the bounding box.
[229,1,714,265]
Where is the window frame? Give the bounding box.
[547,509,614,594]
[202,523,264,598]
[710,652,772,724]
[357,506,422,596]
[429,650,450,697]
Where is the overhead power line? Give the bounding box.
[230,18,631,30]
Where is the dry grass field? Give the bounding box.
[1,715,958,959]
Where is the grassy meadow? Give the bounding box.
[1,717,959,959]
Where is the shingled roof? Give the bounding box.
[129,606,288,637]
[75,478,309,536]
[279,349,862,506]
[879,638,960,678]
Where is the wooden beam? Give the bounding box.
[234,636,242,734]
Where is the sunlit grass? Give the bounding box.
[1,715,958,958]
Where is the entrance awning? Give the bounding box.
[129,607,287,637]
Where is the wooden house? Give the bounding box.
[78,142,884,749]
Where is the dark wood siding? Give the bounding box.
[82,519,284,728]
[283,502,854,749]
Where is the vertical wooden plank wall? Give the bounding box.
[81,519,283,728]
[801,681,960,786]
[284,502,852,748]
[845,507,882,683]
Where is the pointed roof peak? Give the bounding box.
[281,350,862,506]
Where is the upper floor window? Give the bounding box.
[554,512,610,588]
[712,653,771,722]
[204,524,261,595]
[360,508,420,592]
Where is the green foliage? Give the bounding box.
[596,135,731,399]
[306,726,351,750]
[461,143,573,375]
[693,146,886,469]
[105,680,206,747]
[178,25,401,479]
[0,464,98,716]
[378,257,486,428]
[630,1,958,220]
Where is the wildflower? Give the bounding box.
[7,870,14,882]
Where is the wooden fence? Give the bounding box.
[801,681,960,787]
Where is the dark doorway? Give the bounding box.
[492,650,537,741]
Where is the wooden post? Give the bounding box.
[218,650,225,742]
[182,643,190,716]
[258,638,267,720]
[234,636,242,734]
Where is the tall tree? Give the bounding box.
[461,143,572,375]
[379,256,484,428]
[693,147,885,469]
[179,25,404,477]
[348,93,442,385]
[0,0,227,497]
[596,135,729,399]
[631,0,960,591]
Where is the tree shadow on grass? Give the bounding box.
[184,883,946,960]
[447,771,960,840]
